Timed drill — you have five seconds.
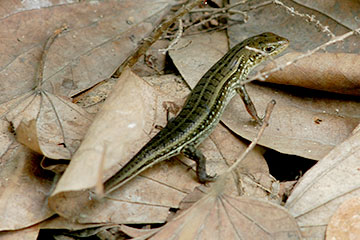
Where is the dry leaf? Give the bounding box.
[0,224,40,240]
[326,197,360,240]
[285,124,360,238]
[0,0,172,102]
[222,83,360,160]
[120,225,161,239]
[263,52,360,96]
[150,176,302,240]
[0,144,54,231]
[228,0,359,53]
[292,0,360,30]
[39,216,106,232]
[0,92,92,159]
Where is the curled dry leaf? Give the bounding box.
[326,197,360,239]
[263,52,360,96]
[285,125,360,238]
[170,31,360,160]
[0,143,54,231]
[150,176,302,240]
[49,68,200,223]
[0,91,92,159]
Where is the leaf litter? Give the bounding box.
[0,0,174,235]
[0,0,358,240]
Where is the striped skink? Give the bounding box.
[104,32,289,194]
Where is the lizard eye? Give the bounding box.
[264,46,275,53]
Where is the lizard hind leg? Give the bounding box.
[182,145,216,183]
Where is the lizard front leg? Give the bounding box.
[236,85,263,125]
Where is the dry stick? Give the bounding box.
[34,25,68,91]
[245,27,360,83]
[158,19,184,54]
[226,100,276,174]
[112,0,204,78]
[211,100,275,196]
[274,0,335,37]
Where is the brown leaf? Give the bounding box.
[285,124,360,238]
[0,143,54,231]
[120,225,161,239]
[326,197,360,240]
[263,52,360,96]
[293,0,360,30]
[0,0,172,102]
[222,83,360,160]
[39,216,106,231]
[228,0,359,54]
[150,176,302,240]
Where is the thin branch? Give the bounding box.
[158,19,184,54]
[226,100,276,174]
[274,0,335,37]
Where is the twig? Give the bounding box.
[112,0,204,78]
[274,0,335,37]
[158,19,184,54]
[34,24,68,91]
[245,27,360,83]
[226,100,276,174]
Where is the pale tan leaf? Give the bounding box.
[285,125,360,237]
[1,92,92,159]
[0,224,40,240]
[150,177,302,240]
[263,52,360,96]
[326,197,360,240]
